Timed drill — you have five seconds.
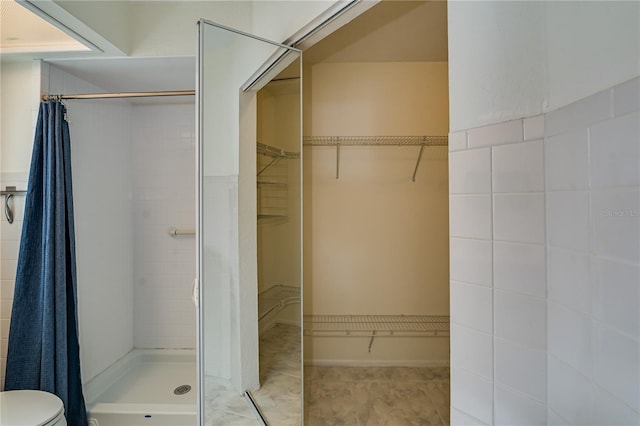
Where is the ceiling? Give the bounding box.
[305,0,448,64]
[47,57,195,92]
[34,0,447,100]
[0,0,90,54]
[46,56,196,104]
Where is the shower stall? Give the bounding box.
[32,19,303,426]
[39,59,198,425]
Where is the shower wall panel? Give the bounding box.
[131,104,196,350]
[46,64,135,384]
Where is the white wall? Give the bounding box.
[448,1,640,131]
[545,1,640,111]
[448,78,640,426]
[448,1,640,424]
[0,171,28,391]
[304,62,450,365]
[251,1,338,42]
[54,0,131,54]
[449,117,547,425]
[0,60,41,173]
[447,1,546,132]
[128,1,253,57]
[49,0,341,58]
[544,83,639,425]
[0,59,41,389]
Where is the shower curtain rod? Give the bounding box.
[40,75,301,101]
[41,90,195,101]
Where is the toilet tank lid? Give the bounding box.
[0,390,64,426]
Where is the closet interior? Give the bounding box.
[256,62,302,333]
[303,0,449,369]
[254,59,303,425]
[302,0,450,423]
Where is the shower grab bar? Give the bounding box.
[168,227,195,236]
[1,186,27,224]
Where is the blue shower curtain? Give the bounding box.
[5,100,88,426]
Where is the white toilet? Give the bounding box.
[0,390,67,426]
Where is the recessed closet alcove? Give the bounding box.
[302,1,450,423]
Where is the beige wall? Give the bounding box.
[303,62,449,364]
[257,83,301,295]
[307,62,449,136]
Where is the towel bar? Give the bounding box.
[1,186,27,224]
[168,227,195,236]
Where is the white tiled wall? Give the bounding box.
[132,104,196,349]
[0,60,41,391]
[450,105,546,424]
[545,78,640,423]
[48,66,196,352]
[449,77,640,424]
[0,173,28,390]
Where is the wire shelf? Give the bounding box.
[257,142,300,158]
[302,135,448,181]
[257,149,289,218]
[303,136,448,146]
[259,285,301,321]
[304,314,450,337]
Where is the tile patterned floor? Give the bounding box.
[304,366,450,426]
[204,323,450,426]
[253,323,303,425]
[203,375,256,426]
[203,323,302,426]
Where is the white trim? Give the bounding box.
[285,0,380,51]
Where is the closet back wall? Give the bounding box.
[303,61,449,318]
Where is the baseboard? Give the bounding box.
[303,359,450,368]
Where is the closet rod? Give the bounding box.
[41,90,195,101]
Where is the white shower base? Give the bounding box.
[84,350,196,426]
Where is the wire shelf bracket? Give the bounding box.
[257,142,300,177]
[259,285,301,321]
[303,136,448,181]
